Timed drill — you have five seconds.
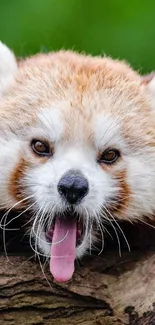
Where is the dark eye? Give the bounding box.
[31,139,51,157]
[98,149,120,164]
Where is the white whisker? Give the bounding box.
[103,206,130,253]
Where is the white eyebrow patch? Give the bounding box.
[38,107,64,143]
[93,113,123,149]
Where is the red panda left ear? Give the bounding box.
[141,72,155,110]
[141,72,155,86]
[0,41,18,96]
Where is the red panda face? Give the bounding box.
[0,44,155,282]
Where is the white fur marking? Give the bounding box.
[39,107,64,143]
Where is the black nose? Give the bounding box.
[57,170,89,205]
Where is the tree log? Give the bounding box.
[1,219,155,325]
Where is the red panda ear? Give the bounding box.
[0,41,18,96]
[141,73,155,86]
[141,73,155,110]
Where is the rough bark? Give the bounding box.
[1,219,155,325]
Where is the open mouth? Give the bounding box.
[45,212,84,283]
[45,216,83,246]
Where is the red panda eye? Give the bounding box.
[31,139,51,157]
[98,149,120,165]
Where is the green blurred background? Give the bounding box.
[0,0,155,74]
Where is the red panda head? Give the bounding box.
[0,43,155,282]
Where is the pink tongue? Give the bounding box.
[50,218,77,282]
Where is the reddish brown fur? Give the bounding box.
[9,158,29,205]
[0,51,146,129]
[111,170,132,219]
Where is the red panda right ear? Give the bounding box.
[0,41,18,96]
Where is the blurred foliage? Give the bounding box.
[0,0,155,73]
